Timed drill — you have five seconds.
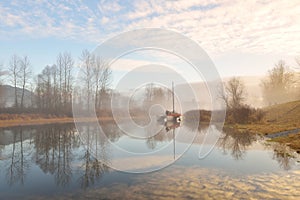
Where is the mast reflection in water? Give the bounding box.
[0,120,299,199]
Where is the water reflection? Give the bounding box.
[0,124,110,190]
[220,127,258,160]
[77,124,110,189]
[269,142,299,171]
[78,148,108,189]
[34,125,77,187]
[5,128,32,186]
[0,121,299,198]
[219,127,299,170]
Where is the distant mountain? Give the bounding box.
[0,85,33,108]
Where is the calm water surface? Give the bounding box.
[0,121,299,200]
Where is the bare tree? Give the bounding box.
[19,56,32,109]
[143,84,171,109]
[98,61,112,109]
[93,56,105,109]
[35,54,73,115]
[8,55,21,108]
[77,51,112,114]
[0,63,3,83]
[57,53,64,106]
[144,83,154,104]
[62,52,74,106]
[0,63,5,107]
[222,77,246,109]
[0,63,3,88]
[50,65,58,110]
[56,52,74,109]
[261,60,295,105]
[35,65,59,112]
[80,50,94,113]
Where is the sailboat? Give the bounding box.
[158,82,182,128]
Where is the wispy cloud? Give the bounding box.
[0,0,299,57]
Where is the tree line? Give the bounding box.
[0,54,299,119]
[0,50,112,116]
[35,52,74,115]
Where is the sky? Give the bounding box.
[0,0,299,83]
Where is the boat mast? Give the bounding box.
[172,82,175,113]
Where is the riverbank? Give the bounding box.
[227,100,300,151]
[0,115,115,128]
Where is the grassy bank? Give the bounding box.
[184,100,300,151]
[231,100,300,134]
[0,113,115,128]
[268,132,300,152]
[228,100,300,151]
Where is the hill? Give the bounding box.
[263,100,300,151]
[264,100,300,125]
[233,100,300,134]
[0,85,33,107]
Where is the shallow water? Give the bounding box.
[0,121,299,199]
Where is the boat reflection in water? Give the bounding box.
[164,120,181,132]
[160,115,182,160]
[157,81,183,132]
[1,119,300,199]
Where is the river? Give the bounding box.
[0,121,299,199]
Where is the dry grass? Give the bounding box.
[264,100,300,125]
[230,100,300,135]
[0,117,74,128]
[226,100,300,152]
[0,114,115,128]
[269,131,300,152]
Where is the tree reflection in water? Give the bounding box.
[77,124,110,189]
[1,120,299,193]
[2,123,111,189]
[5,128,31,186]
[34,125,80,187]
[219,127,258,160]
[269,142,298,171]
[220,127,299,170]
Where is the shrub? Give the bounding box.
[226,105,265,124]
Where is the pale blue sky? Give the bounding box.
[0,0,299,80]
